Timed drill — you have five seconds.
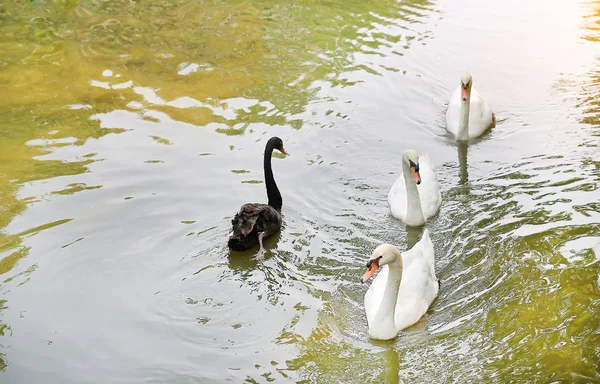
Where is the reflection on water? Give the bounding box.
[457,141,469,187]
[227,230,283,269]
[0,0,599,382]
[405,226,425,250]
[382,347,400,384]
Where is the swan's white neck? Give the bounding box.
[369,258,403,340]
[402,160,424,225]
[457,96,471,141]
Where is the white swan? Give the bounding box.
[387,149,442,226]
[360,229,439,340]
[446,73,495,140]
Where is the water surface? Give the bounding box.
[0,0,599,382]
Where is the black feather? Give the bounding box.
[228,137,285,251]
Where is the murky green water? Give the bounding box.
[1,0,599,382]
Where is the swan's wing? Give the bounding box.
[417,229,439,304]
[468,87,494,138]
[395,230,439,330]
[400,228,431,267]
[387,173,407,221]
[364,265,389,326]
[480,96,494,127]
[395,258,436,330]
[417,154,442,220]
[419,229,438,280]
[401,229,438,295]
[231,203,280,236]
[445,86,462,136]
[231,203,262,236]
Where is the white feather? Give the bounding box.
[388,152,442,226]
[364,229,439,339]
[446,84,494,139]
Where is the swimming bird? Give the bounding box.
[446,73,495,140]
[228,137,286,260]
[388,149,442,226]
[361,229,439,340]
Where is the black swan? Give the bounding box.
[228,137,286,259]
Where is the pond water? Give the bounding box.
[0,0,599,382]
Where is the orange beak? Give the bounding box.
[410,166,421,185]
[461,85,470,101]
[280,146,287,155]
[360,263,379,283]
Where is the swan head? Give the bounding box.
[360,244,401,283]
[268,136,287,154]
[402,149,421,185]
[460,73,472,102]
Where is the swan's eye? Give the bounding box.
[409,160,419,172]
[366,257,382,268]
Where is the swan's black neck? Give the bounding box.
[264,139,282,211]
